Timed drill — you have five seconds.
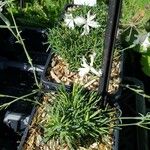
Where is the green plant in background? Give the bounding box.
[121,21,150,77]
[5,0,72,28]
[121,0,150,77]
[5,0,49,27]
[43,84,117,149]
[121,0,150,30]
[48,2,107,71]
[41,0,72,26]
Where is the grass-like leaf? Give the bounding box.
[43,84,117,149]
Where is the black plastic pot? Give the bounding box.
[41,53,72,91]
[0,27,49,65]
[118,77,148,150]
[0,64,40,150]
[16,89,122,150]
[0,28,50,148]
[123,50,150,150]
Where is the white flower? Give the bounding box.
[64,13,75,29]
[64,10,100,35]
[74,16,86,26]
[64,14,86,29]
[133,33,150,52]
[78,52,102,77]
[78,56,91,77]
[80,10,100,35]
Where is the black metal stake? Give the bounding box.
[98,0,122,106]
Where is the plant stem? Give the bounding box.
[0,90,41,110]
[0,93,41,105]
[9,10,40,88]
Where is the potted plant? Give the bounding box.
[41,1,122,93]
[0,61,41,149]
[0,1,124,149]
[0,0,150,150]
[119,1,150,148]
[22,84,121,150]
[0,0,73,66]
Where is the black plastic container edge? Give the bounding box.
[41,51,72,92]
[17,107,37,150]
[119,77,148,150]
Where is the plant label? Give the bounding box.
[74,0,97,6]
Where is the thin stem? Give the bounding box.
[138,124,150,130]
[0,90,41,110]
[0,25,15,28]
[123,84,150,99]
[120,117,147,120]
[0,93,41,105]
[117,123,138,127]
[9,10,40,88]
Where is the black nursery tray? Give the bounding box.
[118,77,149,150]
[41,53,72,91]
[0,27,49,65]
[0,65,40,150]
[123,50,150,150]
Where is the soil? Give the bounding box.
[46,52,121,93]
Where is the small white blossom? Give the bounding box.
[64,10,100,35]
[64,13,75,29]
[74,16,86,26]
[80,10,100,35]
[78,52,102,77]
[78,56,90,77]
[133,33,150,52]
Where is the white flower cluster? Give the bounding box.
[133,32,150,52]
[64,10,100,35]
[78,52,102,77]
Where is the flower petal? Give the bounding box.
[81,24,90,35]
[88,21,100,28]
[64,14,75,29]
[90,67,101,77]
[81,56,89,68]
[89,52,96,66]
[134,33,150,52]
[74,16,86,26]
[141,34,150,50]
[78,67,90,77]
[87,10,96,21]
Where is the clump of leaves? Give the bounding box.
[121,0,150,27]
[5,0,72,27]
[41,0,72,26]
[48,2,107,71]
[43,84,117,149]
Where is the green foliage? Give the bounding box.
[145,19,150,32]
[121,0,150,28]
[141,55,150,77]
[43,84,117,149]
[5,0,72,27]
[48,3,107,71]
[41,0,72,26]
[120,27,138,48]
